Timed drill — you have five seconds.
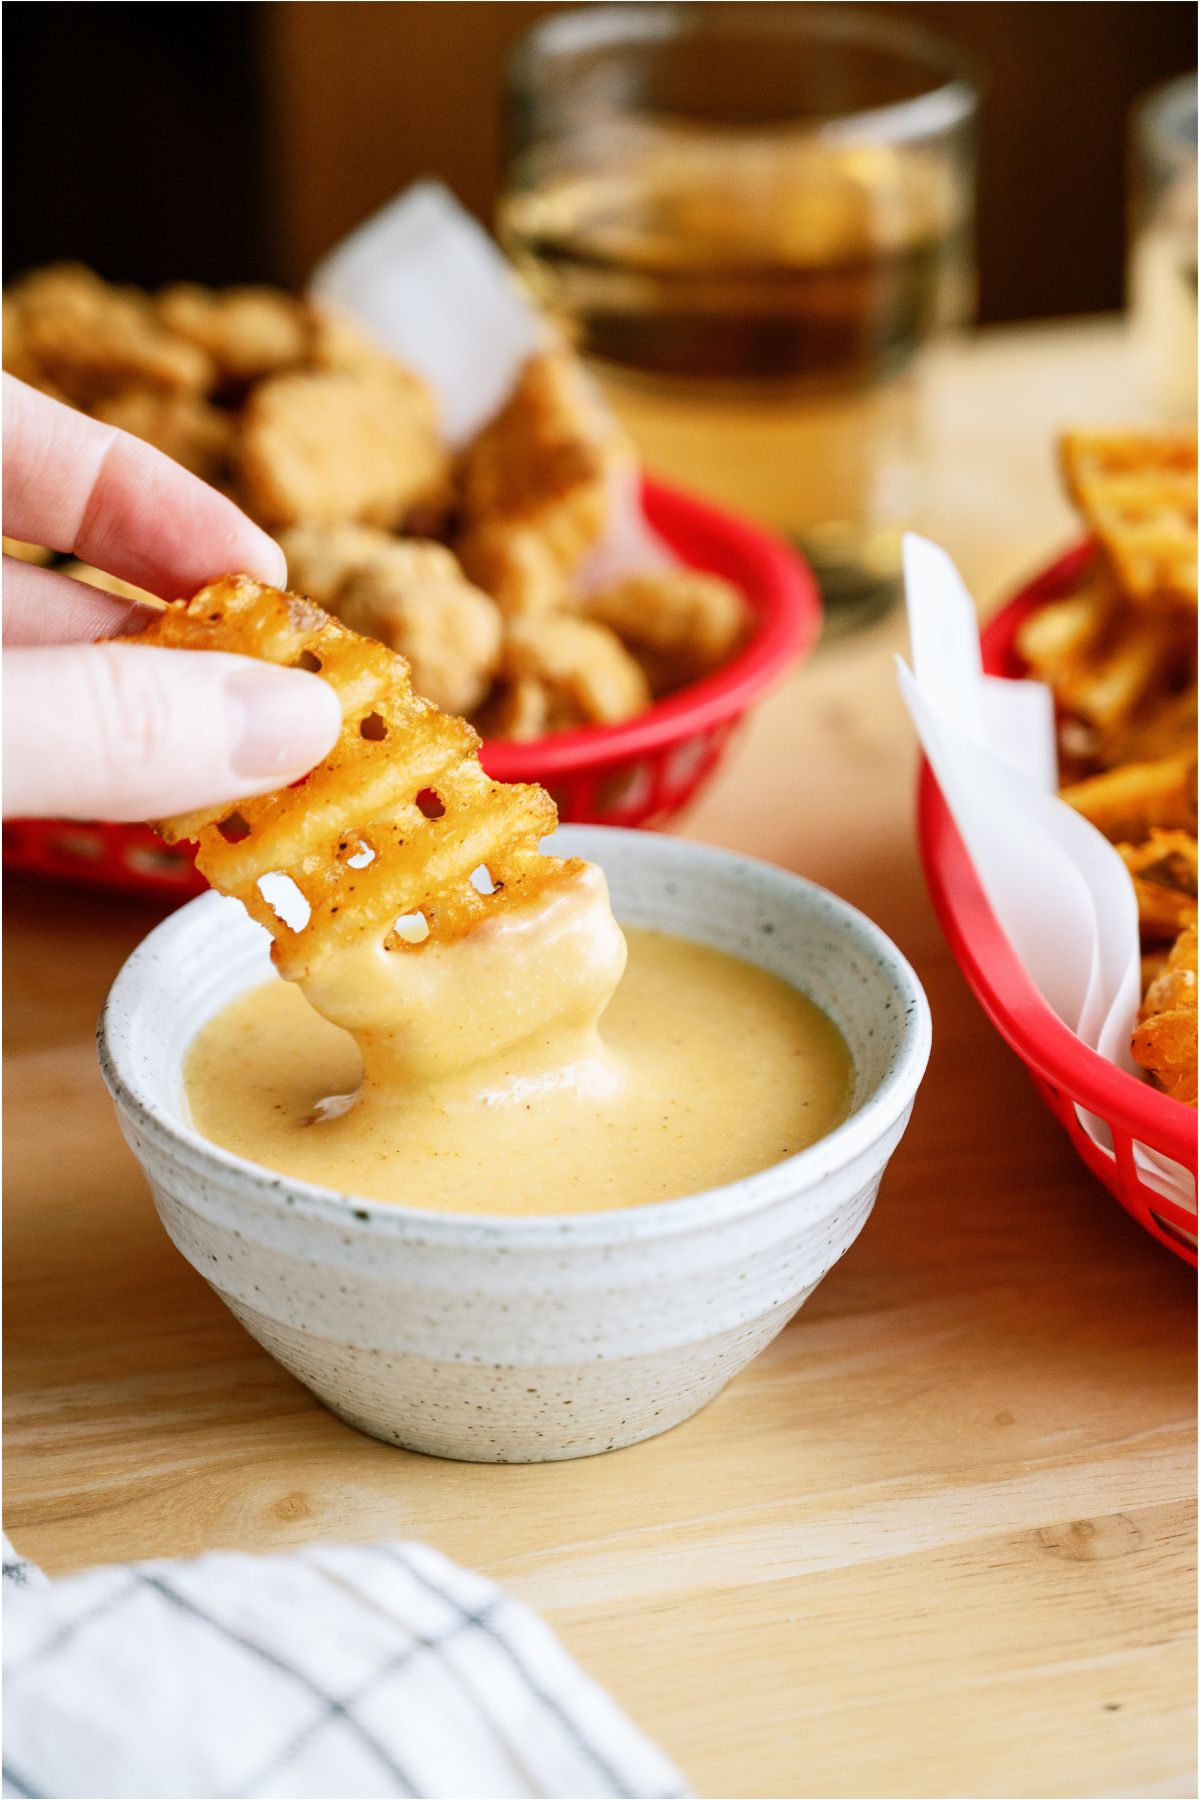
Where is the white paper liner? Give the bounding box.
[899,533,1195,1214]
[308,181,677,583]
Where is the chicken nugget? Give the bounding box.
[309,306,401,376]
[158,283,314,389]
[276,523,400,606]
[474,675,556,742]
[583,567,749,694]
[92,388,236,486]
[4,263,212,406]
[237,365,449,531]
[456,350,631,614]
[497,614,651,738]
[280,525,501,716]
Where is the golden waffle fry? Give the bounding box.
[1132,925,1198,1105]
[1117,830,1199,942]
[1016,578,1193,737]
[1098,685,1198,770]
[136,575,580,981]
[1061,430,1197,611]
[1062,751,1197,843]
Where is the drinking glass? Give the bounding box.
[499,2,977,629]
[1129,72,1197,422]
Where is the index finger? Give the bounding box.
[2,375,287,600]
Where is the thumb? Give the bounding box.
[2,642,342,821]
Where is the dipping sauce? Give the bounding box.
[186,879,853,1215]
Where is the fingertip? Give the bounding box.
[240,528,288,592]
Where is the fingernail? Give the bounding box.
[226,667,338,778]
[253,536,288,589]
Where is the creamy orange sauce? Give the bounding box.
[186,870,852,1215]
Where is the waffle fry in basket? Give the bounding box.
[135,575,581,982]
[1061,430,1198,611]
[1133,925,1198,1107]
[1018,428,1198,1105]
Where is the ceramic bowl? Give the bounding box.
[99,827,931,1463]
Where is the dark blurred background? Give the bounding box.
[4,2,1194,323]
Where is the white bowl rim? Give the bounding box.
[98,826,932,1247]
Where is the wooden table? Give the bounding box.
[5,320,1196,1799]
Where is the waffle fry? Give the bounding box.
[136,576,580,981]
[1117,830,1199,942]
[1016,578,1194,751]
[1061,430,1197,611]
[1062,752,1197,843]
[1132,925,1198,1105]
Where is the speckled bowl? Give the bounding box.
[99,827,931,1463]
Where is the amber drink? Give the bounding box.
[502,6,976,626]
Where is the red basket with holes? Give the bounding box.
[3,477,820,900]
[918,543,1197,1264]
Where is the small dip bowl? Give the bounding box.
[99,827,931,1463]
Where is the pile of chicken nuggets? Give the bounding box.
[1017,430,1198,1105]
[3,263,748,738]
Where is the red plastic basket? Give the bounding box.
[918,543,1198,1264]
[3,477,820,901]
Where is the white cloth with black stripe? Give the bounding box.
[2,1537,688,1800]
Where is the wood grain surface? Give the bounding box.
[4,321,1195,1799]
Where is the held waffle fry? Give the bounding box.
[135,575,581,982]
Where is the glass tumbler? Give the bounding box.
[1129,72,1197,423]
[499,2,977,629]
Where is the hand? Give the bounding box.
[2,377,340,820]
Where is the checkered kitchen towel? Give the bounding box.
[2,1537,688,1800]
